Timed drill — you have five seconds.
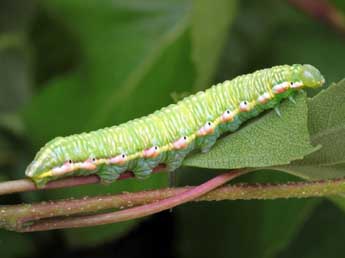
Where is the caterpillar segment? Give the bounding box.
[25,64,325,186]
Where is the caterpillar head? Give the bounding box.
[25,137,67,179]
[25,136,92,184]
[294,64,325,88]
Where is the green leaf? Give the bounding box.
[183,93,316,169]
[177,199,318,258]
[0,134,14,167]
[0,42,32,115]
[0,0,33,132]
[0,230,34,258]
[176,170,319,258]
[275,79,345,180]
[277,201,345,258]
[23,0,237,148]
[0,0,35,255]
[215,0,285,81]
[191,0,237,90]
[269,3,345,88]
[0,0,34,176]
[23,0,194,146]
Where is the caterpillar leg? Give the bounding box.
[132,159,154,179]
[97,165,126,184]
[198,134,219,153]
[166,160,183,172]
[133,167,153,179]
[200,140,216,153]
[165,142,194,172]
[165,155,184,172]
[132,155,164,179]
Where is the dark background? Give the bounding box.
[1,0,345,257]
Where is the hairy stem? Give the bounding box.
[1,174,345,232]
[17,170,246,232]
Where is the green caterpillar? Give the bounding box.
[26,64,325,186]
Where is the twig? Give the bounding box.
[288,0,345,34]
[1,174,345,232]
[17,170,246,232]
[0,165,165,196]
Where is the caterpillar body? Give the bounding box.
[26,64,325,185]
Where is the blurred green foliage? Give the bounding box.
[1,0,345,257]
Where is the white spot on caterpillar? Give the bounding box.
[109,153,127,165]
[143,146,160,158]
[272,82,290,94]
[197,121,214,136]
[51,158,98,177]
[52,161,74,176]
[79,159,97,170]
[221,109,234,122]
[257,92,271,104]
[239,101,250,112]
[173,136,188,149]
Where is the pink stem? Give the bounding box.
[0,165,165,195]
[21,170,246,232]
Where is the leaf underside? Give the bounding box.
[183,92,317,169]
[275,79,345,180]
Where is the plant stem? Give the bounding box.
[0,165,165,196]
[2,174,345,232]
[0,176,99,195]
[17,170,246,232]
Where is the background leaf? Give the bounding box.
[175,170,319,258]
[191,0,237,90]
[0,1,35,257]
[0,230,34,258]
[277,200,345,258]
[23,0,238,147]
[23,0,194,146]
